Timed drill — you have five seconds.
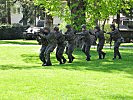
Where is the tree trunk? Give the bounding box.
[45,14,53,29]
[102,19,106,31]
[23,15,28,25]
[117,12,120,30]
[7,1,11,24]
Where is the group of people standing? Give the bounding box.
[37,24,123,66]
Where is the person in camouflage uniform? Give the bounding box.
[54,27,67,64]
[107,24,122,60]
[39,27,57,66]
[77,24,92,61]
[39,29,48,66]
[94,26,106,59]
[64,24,75,63]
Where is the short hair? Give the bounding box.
[110,24,115,28]
[81,24,86,29]
[54,27,59,31]
[43,27,50,32]
[66,24,71,29]
[94,26,100,31]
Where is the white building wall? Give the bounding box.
[53,16,62,26]
[11,13,23,24]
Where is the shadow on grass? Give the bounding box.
[0,40,38,45]
[0,49,133,76]
[0,64,42,70]
[105,94,133,100]
[21,54,40,64]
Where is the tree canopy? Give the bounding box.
[34,0,133,30]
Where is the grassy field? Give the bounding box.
[0,40,38,45]
[0,42,133,99]
[105,43,133,47]
[0,40,133,47]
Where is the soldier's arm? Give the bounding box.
[107,30,118,35]
[76,32,83,35]
[89,30,95,35]
[64,32,74,38]
[38,33,48,40]
[39,33,44,37]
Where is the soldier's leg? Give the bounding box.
[68,44,74,63]
[85,45,91,61]
[116,42,122,59]
[99,45,106,59]
[97,44,102,59]
[113,42,118,59]
[39,45,47,65]
[81,43,86,54]
[56,46,62,63]
[45,45,56,66]
[56,45,66,64]
[101,45,106,59]
[59,45,67,64]
[65,44,68,55]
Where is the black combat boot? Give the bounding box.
[68,56,73,63]
[72,56,75,62]
[42,61,46,66]
[42,63,46,66]
[62,57,67,64]
[118,53,122,59]
[68,59,72,63]
[98,53,102,59]
[86,56,91,61]
[112,56,116,60]
[113,54,117,60]
[118,56,122,59]
[59,60,63,64]
[44,61,52,66]
[102,53,106,59]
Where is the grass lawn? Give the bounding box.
[0,40,133,47]
[0,40,38,45]
[105,43,133,47]
[0,44,133,99]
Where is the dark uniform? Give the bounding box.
[78,25,91,61]
[39,27,57,66]
[54,27,66,64]
[39,37,48,65]
[64,25,75,63]
[107,24,122,60]
[95,26,106,59]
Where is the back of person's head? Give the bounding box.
[110,24,115,29]
[66,24,71,29]
[94,26,100,31]
[54,27,59,32]
[43,27,50,32]
[81,24,86,29]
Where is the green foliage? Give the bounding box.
[34,0,133,30]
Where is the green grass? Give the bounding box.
[0,40,38,45]
[105,43,133,47]
[0,45,133,100]
[0,40,133,47]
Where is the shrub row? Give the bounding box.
[0,24,29,40]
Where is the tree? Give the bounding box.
[34,0,133,30]
[0,0,7,23]
[0,0,12,24]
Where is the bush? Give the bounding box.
[0,24,28,40]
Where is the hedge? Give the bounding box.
[0,24,29,40]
